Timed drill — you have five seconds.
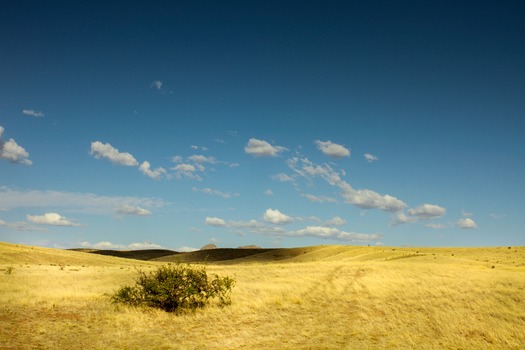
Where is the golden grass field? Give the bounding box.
[1,242,524,349]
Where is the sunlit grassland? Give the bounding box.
[1,242,524,349]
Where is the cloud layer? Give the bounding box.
[205,209,382,243]
[0,188,166,215]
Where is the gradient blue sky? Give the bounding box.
[1,1,524,250]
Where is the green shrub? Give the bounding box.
[110,263,235,312]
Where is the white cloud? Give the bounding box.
[188,155,216,164]
[263,208,293,225]
[192,187,239,199]
[0,126,32,165]
[325,216,346,226]
[244,138,287,157]
[341,187,407,212]
[177,246,198,252]
[272,173,295,183]
[264,189,274,196]
[27,212,80,227]
[139,161,167,180]
[315,140,350,158]
[302,193,338,203]
[364,153,378,163]
[190,145,208,151]
[0,188,166,215]
[407,204,446,219]
[114,205,151,216]
[79,240,165,250]
[170,154,234,180]
[171,155,183,163]
[425,223,447,229]
[205,215,381,243]
[489,213,506,219]
[205,217,227,227]
[151,80,163,90]
[456,218,477,229]
[0,221,47,231]
[22,109,45,117]
[289,226,381,242]
[171,163,201,180]
[391,204,446,226]
[90,141,138,166]
[288,157,406,212]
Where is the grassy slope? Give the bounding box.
[1,242,524,349]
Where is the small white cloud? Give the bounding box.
[456,218,477,229]
[364,153,378,163]
[171,155,183,163]
[425,223,447,229]
[114,205,151,216]
[80,240,165,250]
[264,189,274,196]
[151,80,163,90]
[192,187,239,199]
[290,226,382,242]
[245,138,287,157]
[315,140,350,158]
[391,204,446,226]
[27,212,80,227]
[22,109,45,118]
[190,145,208,151]
[407,204,446,219]
[90,141,138,166]
[263,208,293,225]
[127,241,165,249]
[489,213,506,219]
[205,217,227,227]
[302,193,338,203]
[171,163,201,180]
[0,126,32,165]
[325,216,346,226]
[272,173,295,183]
[177,246,198,252]
[0,139,32,165]
[342,187,406,212]
[188,155,217,164]
[139,161,167,180]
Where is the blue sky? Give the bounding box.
[1,1,524,250]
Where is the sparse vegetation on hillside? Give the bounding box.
[110,263,235,312]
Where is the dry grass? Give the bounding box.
[1,242,524,349]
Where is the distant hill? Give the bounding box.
[2,242,524,267]
[73,249,179,261]
[154,248,278,263]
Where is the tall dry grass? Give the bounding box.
[1,243,524,349]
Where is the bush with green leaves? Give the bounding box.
[110,263,235,312]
